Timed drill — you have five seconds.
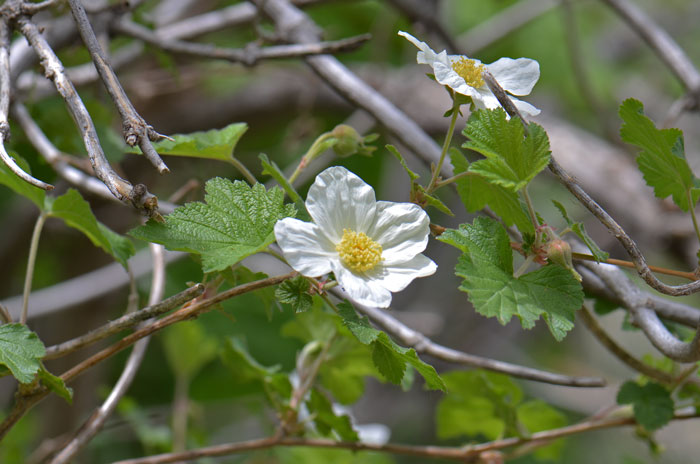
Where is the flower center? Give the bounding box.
[336,229,382,273]
[451,57,485,88]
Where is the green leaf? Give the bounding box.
[37,366,73,403]
[337,302,446,391]
[259,153,310,222]
[619,99,700,211]
[275,276,313,313]
[617,380,674,431]
[130,178,295,273]
[552,200,609,262]
[439,218,583,340]
[517,400,567,460]
[161,320,219,380]
[463,109,551,192]
[450,149,533,234]
[0,324,45,384]
[415,184,453,216]
[0,153,46,209]
[306,388,359,441]
[436,370,523,441]
[128,123,248,162]
[48,189,135,267]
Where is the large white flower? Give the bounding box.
[274,166,437,308]
[399,31,540,117]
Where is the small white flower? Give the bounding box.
[274,166,437,308]
[399,31,541,117]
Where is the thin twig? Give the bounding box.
[113,18,371,66]
[0,17,53,191]
[20,213,47,325]
[67,0,170,174]
[48,244,167,464]
[17,16,161,217]
[331,288,605,387]
[44,283,204,360]
[111,409,700,464]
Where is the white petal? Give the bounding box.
[333,262,392,308]
[511,97,541,117]
[486,58,540,96]
[398,31,448,67]
[274,218,336,277]
[305,166,377,242]
[367,255,437,293]
[433,61,483,100]
[368,201,430,265]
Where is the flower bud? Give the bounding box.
[545,239,582,281]
[331,125,362,157]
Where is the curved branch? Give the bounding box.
[582,260,700,362]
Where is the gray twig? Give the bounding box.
[0,17,53,191]
[67,0,170,174]
[113,18,371,66]
[17,16,161,217]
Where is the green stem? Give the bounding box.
[229,156,258,186]
[521,186,539,230]
[21,213,47,325]
[288,133,335,185]
[427,100,460,193]
[687,190,700,245]
[514,255,536,278]
[433,170,473,190]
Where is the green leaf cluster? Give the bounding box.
[0,157,133,267]
[462,108,551,193]
[619,99,700,212]
[617,380,674,431]
[130,178,295,272]
[337,302,446,391]
[436,370,565,458]
[439,217,583,340]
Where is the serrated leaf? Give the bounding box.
[130,178,295,273]
[450,149,533,233]
[337,302,445,391]
[439,217,583,340]
[276,276,313,313]
[259,153,310,222]
[0,153,46,209]
[128,123,247,162]
[48,189,134,267]
[436,370,522,440]
[37,366,72,403]
[552,200,609,262]
[463,109,550,192]
[619,99,700,211]
[306,388,359,441]
[0,324,45,384]
[617,380,674,431]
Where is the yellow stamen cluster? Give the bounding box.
[336,229,382,273]
[451,57,485,88]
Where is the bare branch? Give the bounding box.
[113,18,371,66]
[48,244,167,464]
[44,283,204,360]
[17,16,161,217]
[255,0,444,171]
[110,408,700,464]
[0,17,53,191]
[602,0,700,102]
[337,289,605,387]
[582,260,700,363]
[67,0,169,174]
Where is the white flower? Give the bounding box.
[399,31,540,117]
[274,166,437,308]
